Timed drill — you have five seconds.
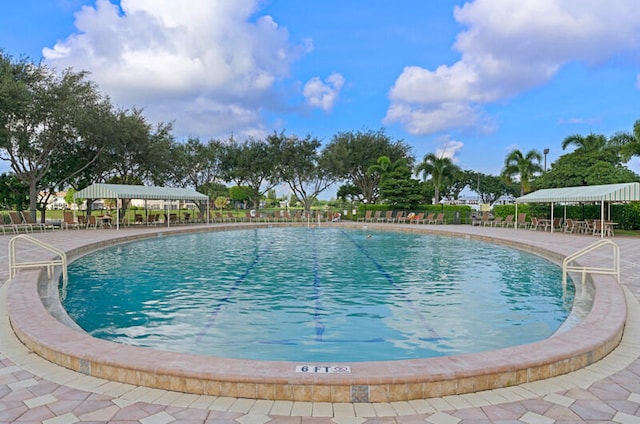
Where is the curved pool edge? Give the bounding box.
[6,223,627,402]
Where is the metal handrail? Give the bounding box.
[562,239,619,289]
[8,234,68,284]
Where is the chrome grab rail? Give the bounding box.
[562,239,619,289]
[8,234,68,285]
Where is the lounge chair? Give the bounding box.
[358,210,372,222]
[433,212,445,224]
[491,216,503,227]
[423,213,435,224]
[501,214,515,228]
[516,213,529,229]
[1,213,17,234]
[398,212,412,224]
[21,211,48,232]
[392,211,404,223]
[410,212,425,224]
[383,210,393,222]
[474,212,490,226]
[9,211,33,233]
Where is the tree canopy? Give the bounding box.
[322,128,412,204]
[501,149,543,196]
[416,153,460,204]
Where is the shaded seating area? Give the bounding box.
[73,183,210,230]
[516,182,640,237]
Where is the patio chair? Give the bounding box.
[86,215,99,229]
[433,212,446,224]
[491,216,503,227]
[423,213,435,224]
[563,218,577,233]
[63,211,80,230]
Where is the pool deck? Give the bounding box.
[1,222,640,423]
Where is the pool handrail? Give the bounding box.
[562,239,619,289]
[7,234,68,285]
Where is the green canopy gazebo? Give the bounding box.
[73,183,210,229]
[515,182,640,235]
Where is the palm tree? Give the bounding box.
[561,133,608,152]
[501,149,543,196]
[415,153,459,204]
[611,119,640,161]
[367,155,409,183]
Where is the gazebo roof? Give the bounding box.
[73,183,209,201]
[515,182,640,204]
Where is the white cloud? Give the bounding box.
[43,0,309,139]
[385,0,640,136]
[435,137,464,162]
[303,73,345,111]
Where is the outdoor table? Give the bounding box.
[594,221,617,237]
[100,215,112,228]
[538,218,552,231]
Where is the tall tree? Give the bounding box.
[464,170,516,204]
[366,156,409,183]
[219,137,277,209]
[167,137,222,190]
[611,119,640,161]
[104,109,175,186]
[0,52,112,219]
[322,128,412,204]
[561,132,610,152]
[535,149,638,188]
[415,153,460,204]
[501,149,543,196]
[268,132,336,214]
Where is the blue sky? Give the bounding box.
[2,0,640,195]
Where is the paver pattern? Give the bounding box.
[1,223,640,423]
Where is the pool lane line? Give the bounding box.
[342,230,440,340]
[311,228,325,341]
[195,247,269,343]
[259,337,385,345]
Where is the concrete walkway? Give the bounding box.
[1,223,640,423]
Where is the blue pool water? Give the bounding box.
[62,227,575,362]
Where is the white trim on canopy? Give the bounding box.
[73,183,209,229]
[514,182,640,236]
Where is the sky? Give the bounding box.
[2,0,640,198]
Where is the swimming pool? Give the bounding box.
[62,227,574,362]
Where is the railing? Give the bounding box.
[8,234,68,284]
[562,239,619,289]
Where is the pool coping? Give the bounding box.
[6,222,626,403]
